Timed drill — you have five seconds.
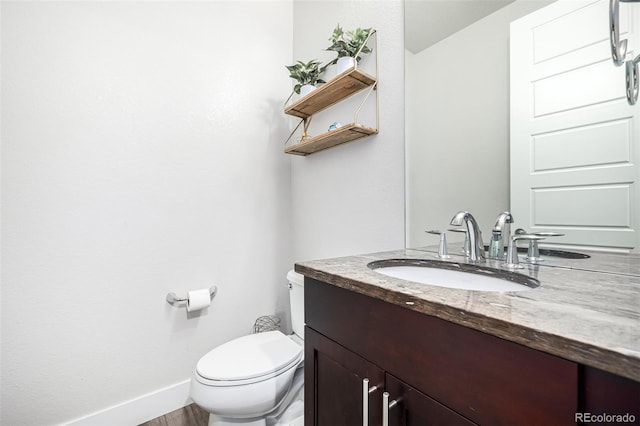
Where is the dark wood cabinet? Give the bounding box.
[384,374,476,426]
[303,277,637,425]
[305,327,384,426]
[305,327,474,426]
[581,367,640,425]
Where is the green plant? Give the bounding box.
[285,59,330,94]
[326,24,372,64]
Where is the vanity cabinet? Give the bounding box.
[304,277,579,425]
[305,327,474,426]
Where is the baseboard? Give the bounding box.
[64,379,192,426]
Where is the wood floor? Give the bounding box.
[138,403,208,426]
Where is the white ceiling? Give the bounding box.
[405,0,516,54]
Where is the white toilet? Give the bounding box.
[190,270,305,426]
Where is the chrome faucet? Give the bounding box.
[489,211,514,260]
[450,211,485,262]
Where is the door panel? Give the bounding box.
[510,0,640,252]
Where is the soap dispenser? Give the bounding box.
[488,230,503,260]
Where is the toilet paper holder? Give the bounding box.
[166,286,218,306]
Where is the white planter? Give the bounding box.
[300,84,316,97]
[337,57,356,75]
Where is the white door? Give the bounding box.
[510,0,640,252]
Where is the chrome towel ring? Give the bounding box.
[609,0,640,105]
[627,54,640,104]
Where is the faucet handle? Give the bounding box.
[531,232,564,237]
[505,234,545,269]
[448,228,467,233]
[448,227,470,255]
[525,232,564,262]
[512,234,546,241]
[425,230,451,259]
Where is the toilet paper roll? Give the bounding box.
[187,288,211,312]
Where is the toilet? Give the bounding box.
[190,270,305,426]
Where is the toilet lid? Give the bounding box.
[196,330,302,382]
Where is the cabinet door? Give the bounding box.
[305,326,385,426]
[384,374,476,426]
[581,366,640,422]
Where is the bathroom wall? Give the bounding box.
[291,1,405,262]
[1,2,293,424]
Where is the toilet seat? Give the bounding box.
[195,331,303,387]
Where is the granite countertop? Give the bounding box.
[295,248,640,382]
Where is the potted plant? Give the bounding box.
[326,24,373,74]
[285,59,330,100]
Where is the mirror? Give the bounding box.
[405,0,639,253]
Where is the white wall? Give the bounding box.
[405,0,553,248]
[1,2,293,424]
[291,1,405,262]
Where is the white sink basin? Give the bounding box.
[368,259,538,292]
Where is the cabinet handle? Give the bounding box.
[362,378,378,426]
[382,391,399,426]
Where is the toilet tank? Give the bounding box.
[287,270,304,339]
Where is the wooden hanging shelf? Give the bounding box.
[283,30,379,156]
[284,68,377,119]
[284,123,378,156]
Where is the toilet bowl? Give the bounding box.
[190,270,305,426]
